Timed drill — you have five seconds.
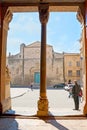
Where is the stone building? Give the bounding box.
[64,53,81,84]
[7,41,64,86]
[7,41,81,86]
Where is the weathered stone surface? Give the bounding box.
[7,41,64,86]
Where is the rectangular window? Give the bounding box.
[76,61,80,67]
[76,70,80,76]
[68,70,72,76]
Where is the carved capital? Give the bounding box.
[3,9,13,30]
[38,4,49,24]
[4,9,13,24]
[76,5,85,24]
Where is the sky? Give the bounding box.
[7,12,82,55]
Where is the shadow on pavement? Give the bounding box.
[47,119,69,130]
[39,114,69,130]
[37,111,69,130]
[0,117,18,130]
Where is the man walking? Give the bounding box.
[72,80,81,110]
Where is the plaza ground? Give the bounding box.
[0,87,87,130]
[10,87,83,116]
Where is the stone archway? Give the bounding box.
[0,5,13,113]
[0,1,87,116]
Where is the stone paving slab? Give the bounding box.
[0,117,87,130]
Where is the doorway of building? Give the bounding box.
[34,72,40,84]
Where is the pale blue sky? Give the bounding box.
[7,12,82,55]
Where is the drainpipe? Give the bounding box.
[63,52,65,83]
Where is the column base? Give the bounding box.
[83,102,87,115]
[37,98,49,116]
[37,110,49,116]
[0,97,11,114]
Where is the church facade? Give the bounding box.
[7,41,81,87]
[7,41,64,86]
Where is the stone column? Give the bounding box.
[0,5,12,114]
[83,1,87,115]
[37,4,49,116]
[77,3,87,115]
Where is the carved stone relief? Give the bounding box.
[38,4,49,24]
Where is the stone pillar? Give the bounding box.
[0,4,12,114]
[37,4,49,116]
[83,1,87,115]
[77,4,87,115]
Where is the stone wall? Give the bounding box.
[7,41,64,86]
[64,53,80,83]
[7,41,80,87]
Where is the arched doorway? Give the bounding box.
[0,1,87,116]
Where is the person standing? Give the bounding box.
[68,79,72,98]
[68,79,72,84]
[30,82,33,91]
[72,80,81,110]
[79,88,83,103]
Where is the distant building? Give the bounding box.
[64,53,81,84]
[7,41,81,86]
[7,41,64,86]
